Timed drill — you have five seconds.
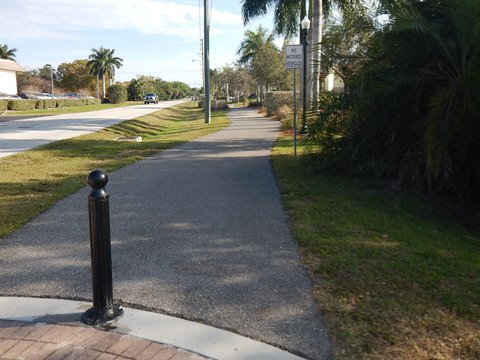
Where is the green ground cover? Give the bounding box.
[272,136,480,360]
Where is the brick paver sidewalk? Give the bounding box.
[0,320,207,360]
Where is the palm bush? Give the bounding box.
[345,0,480,206]
[304,92,352,172]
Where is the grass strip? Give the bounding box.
[0,102,229,238]
[272,135,480,360]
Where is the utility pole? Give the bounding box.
[204,0,211,124]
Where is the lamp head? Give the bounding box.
[301,16,311,30]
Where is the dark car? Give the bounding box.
[144,93,158,104]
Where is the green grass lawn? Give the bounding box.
[272,136,480,360]
[0,102,229,238]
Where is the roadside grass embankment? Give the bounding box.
[0,102,229,238]
[272,135,480,360]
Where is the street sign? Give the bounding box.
[285,45,303,69]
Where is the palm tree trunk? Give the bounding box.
[311,0,322,103]
[300,0,307,114]
[96,74,99,98]
[102,74,106,99]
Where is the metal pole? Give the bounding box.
[301,27,309,134]
[204,0,211,124]
[293,69,297,158]
[50,67,54,99]
[81,170,123,326]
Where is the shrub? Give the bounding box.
[275,104,291,121]
[43,99,56,109]
[7,100,36,111]
[0,100,7,113]
[35,100,57,110]
[304,92,352,172]
[266,91,293,117]
[247,99,263,107]
[63,99,86,107]
[86,98,100,105]
[106,85,127,104]
[35,100,45,110]
[212,100,228,110]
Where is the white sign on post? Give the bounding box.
[285,45,303,69]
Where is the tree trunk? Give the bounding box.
[306,0,312,106]
[102,74,106,99]
[96,74,99,98]
[310,0,323,104]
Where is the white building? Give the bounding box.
[324,72,344,93]
[0,59,24,95]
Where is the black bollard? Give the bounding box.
[81,170,123,326]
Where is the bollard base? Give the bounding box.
[81,305,124,326]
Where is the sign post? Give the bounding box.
[285,45,303,158]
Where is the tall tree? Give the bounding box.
[241,0,364,104]
[237,26,275,64]
[87,47,123,98]
[0,44,17,61]
[237,26,279,100]
[56,59,96,93]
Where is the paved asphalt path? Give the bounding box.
[0,99,187,158]
[0,107,332,359]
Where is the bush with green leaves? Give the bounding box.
[0,100,7,112]
[35,99,56,110]
[265,91,293,117]
[86,98,100,105]
[340,0,480,207]
[304,91,352,172]
[7,100,36,111]
[107,84,127,104]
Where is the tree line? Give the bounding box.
[1,44,192,101]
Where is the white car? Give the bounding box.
[144,93,158,104]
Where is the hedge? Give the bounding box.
[7,100,36,111]
[86,98,101,105]
[107,85,127,104]
[5,98,101,111]
[265,91,294,117]
[0,100,7,112]
[35,99,57,110]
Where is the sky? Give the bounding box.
[0,0,280,88]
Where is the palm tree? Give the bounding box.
[241,0,363,105]
[237,26,277,101]
[0,44,17,61]
[87,47,123,99]
[242,0,302,38]
[237,26,275,64]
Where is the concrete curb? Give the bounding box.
[0,297,306,360]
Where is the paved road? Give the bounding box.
[0,107,332,359]
[0,100,187,158]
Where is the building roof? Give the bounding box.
[0,59,24,72]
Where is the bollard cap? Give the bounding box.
[88,170,108,189]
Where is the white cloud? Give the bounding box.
[0,0,242,42]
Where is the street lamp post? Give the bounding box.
[301,16,310,134]
[203,0,211,124]
[46,64,54,99]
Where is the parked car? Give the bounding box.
[144,93,158,104]
[0,93,20,99]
